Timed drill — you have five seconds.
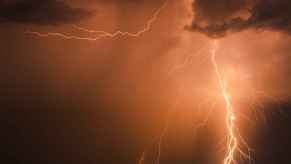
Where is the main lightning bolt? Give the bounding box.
[25,0,168,40]
[211,40,238,164]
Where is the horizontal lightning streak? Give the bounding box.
[73,0,168,37]
[25,0,169,41]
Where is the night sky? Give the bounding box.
[1,1,291,164]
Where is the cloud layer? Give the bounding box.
[186,0,291,38]
[0,0,92,25]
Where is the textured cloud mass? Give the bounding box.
[186,0,291,38]
[0,0,92,25]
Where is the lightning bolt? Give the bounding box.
[25,0,169,41]
[211,40,238,164]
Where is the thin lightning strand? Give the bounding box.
[25,0,169,41]
[211,40,238,164]
[72,0,168,37]
[137,93,181,164]
[167,43,209,75]
[137,124,168,164]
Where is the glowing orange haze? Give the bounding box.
[7,0,291,163]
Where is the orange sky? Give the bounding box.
[1,1,291,163]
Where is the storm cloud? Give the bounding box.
[0,0,92,25]
[186,0,291,38]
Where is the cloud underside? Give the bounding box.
[0,0,92,25]
[186,0,291,38]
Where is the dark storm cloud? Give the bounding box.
[186,0,291,38]
[0,0,92,25]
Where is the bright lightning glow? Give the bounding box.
[25,0,169,41]
[211,40,238,164]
